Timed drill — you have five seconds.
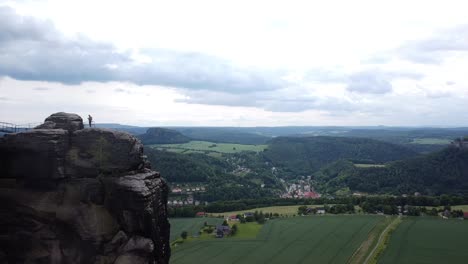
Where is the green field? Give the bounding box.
[451,205,468,211]
[354,164,386,168]
[213,205,324,217]
[150,140,268,155]
[410,138,452,145]
[423,204,468,212]
[233,222,264,239]
[170,218,223,241]
[171,215,382,264]
[379,217,468,264]
[348,216,396,264]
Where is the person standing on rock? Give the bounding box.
[88,114,93,128]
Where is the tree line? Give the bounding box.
[168,194,468,217]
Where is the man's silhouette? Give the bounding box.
[88,115,93,128]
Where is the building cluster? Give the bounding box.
[232,165,251,175]
[168,185,207,206]
[171,185,206,194]
[167,195,203,206]
[281,179,321,199]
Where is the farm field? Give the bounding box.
[170,217,223,241]
[171,215,382,264]
[378,217,468,264]
[348,216,396,264]
[150,140,268,155]
[450,205,468,211]
[423,204,468,212]
[354,163,386,168]
[410,138,452,145]
[213,205,325,217]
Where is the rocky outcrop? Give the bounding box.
[36,112,85,132]
[0,113,170,264]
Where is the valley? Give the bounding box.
[100,125,468,263]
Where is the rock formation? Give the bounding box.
[0,112,170,264]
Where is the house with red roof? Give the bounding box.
[463,212,468,220]
[228,215,238,221]
[303,191,321,199]
[196,212,206,217]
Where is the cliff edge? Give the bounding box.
[0,112,170,264]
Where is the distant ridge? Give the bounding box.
[263,136,418,177]
[138,127,191,144]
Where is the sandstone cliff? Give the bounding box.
[0,112,170,264]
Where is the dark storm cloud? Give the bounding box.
[0,6,283,93]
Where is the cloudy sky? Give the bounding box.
[0,0,467,126]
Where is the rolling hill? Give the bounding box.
[310,138,468,195]
[171,127,271,145]
[138,127,191,145]
[263,136,418,177]
[345,144,468,195]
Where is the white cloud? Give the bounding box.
[1,1,468,126]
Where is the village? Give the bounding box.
[167,184,207,206]
[280,176,321,199]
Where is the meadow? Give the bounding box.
[379,217,468,264]
[150,140,268,155]
[354,164,386,168]
[410,138,452,145]
[171,215,382,264]
[169,217,223,241]
[212,205,324,217]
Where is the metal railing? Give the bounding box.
[0,120,96,134]
[86,121,96,128]
[0,122,42,134]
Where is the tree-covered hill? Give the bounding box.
[145,148,229,182]
[138,127,191,145]
[346,145,468,195]
[145,148,283,201]
[171,127,271,145]
[263,136,418,177]
[310,139,468,195]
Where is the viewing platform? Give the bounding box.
[0,122,41,134]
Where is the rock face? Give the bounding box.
[0,113,170,264]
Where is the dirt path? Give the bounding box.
[348,217,393,264]
[363,216,401,264]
